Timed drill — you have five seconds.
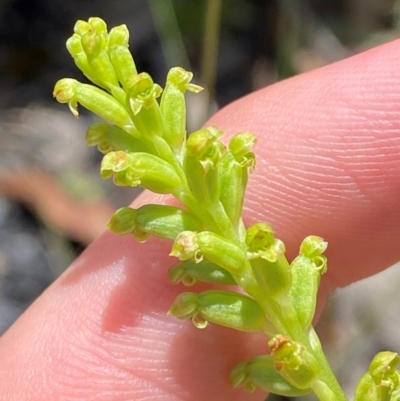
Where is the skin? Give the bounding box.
[0,39,400,401]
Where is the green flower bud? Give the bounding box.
[88,17,108,38]
[53,79,133,129]
[289,236,327,329]
[160,67,203,152]
[126,72,163,137]
[170,231,247,275]
[100,151,181,193]
[228,132,257,162]
[168,290,269,332]
[107,206,137,235]
[269,335,320,390]
[230,355,312,396]
[73,20,91,36]
[66,34,104,88]
[218,148,254,230]
[109,204,204,241]
[80,29,119,89]
[108,25,138,91]
[168,259,236,286]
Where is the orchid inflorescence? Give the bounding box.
[53,17,400,401]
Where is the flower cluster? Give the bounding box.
[54,18,400,401]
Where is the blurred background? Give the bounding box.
[0,1,399,399]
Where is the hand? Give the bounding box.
[1,39,400,401]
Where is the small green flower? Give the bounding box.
[168,290,269,332]
[168,259,236,286]
[109,204,204,241]
[354,352,400,401]
[170,231,247,275]
[269,335,320,390]
[230,355,312,396]
[160,67,203,153]
[246,223,291,298]
[100,151,181,193]
[53,79,132,129]
[107,25,138,90]
[289,236,328,329]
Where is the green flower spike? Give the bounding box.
[289,235,327,330]
[355,352,400,401]
[247,223,291,298]
[230,355,312,396]
[160,67,203,153]
[109,205,204,241]
[168,259,236,286]
[168,290,270,332]
[100,151,181,193]
[170,230,247,276]
[53,78,133,130]
[269,335,320,390]
[56,17,400,401]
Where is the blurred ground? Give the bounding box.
[0,1,399,399]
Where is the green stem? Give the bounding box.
[308,328,349,401]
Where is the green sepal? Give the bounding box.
[300,235,328,258]
[168,259,236,286]
[289,236,327,330]
[170,231,247,275]
[108,205,204,241]
[100,150,181,193]
[269,335,320,390]
[53,79,132,129]
[228,132,257,162]
[168,290,269,332]
[230,355,312,396]
[107,25,137,91]
[160,67,203,153]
